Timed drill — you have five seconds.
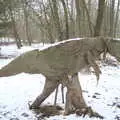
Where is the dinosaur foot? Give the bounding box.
[28,102,40,110]
[75,107,104,119]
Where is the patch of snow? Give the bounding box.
[0,37,15,42]
[113,38,120,41]
[0,45,18,57]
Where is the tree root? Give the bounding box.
[30,104,63,118]
[75,107,104,119]
[29,103,104,119]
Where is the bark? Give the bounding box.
[75,0,81,37]
[102,3,108,36]
[23,0,32,45]
[94,0,105,37]
[68,0,75,37]
[41,0,54,43]
[109,0,115,37]
[9,8,22,49]
[88,0,91,12]
[60,0,69,39]
[81,0,93,36]
[49,0,63,41]
[29,5,54,43]
[113,0,120,37]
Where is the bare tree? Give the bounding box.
[1,0,120,44]
[109,0,115,37]
[75,0,81,37]
[49,0,63,41]
[94,0,105,37]
[67,0,75,37]
[81,0,93,36]
[22,0,32,45]
[8,1,22,48]
[40,0,54,43]
[60,0,69,39]
[114,0,120,37]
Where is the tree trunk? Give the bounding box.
[113,0,120,37]
[109,0,115,37]
[23,0,32,46]
[88,0,91,12]
[60,0,69,39]
[64,73,87,115]
[75,0,81,37]
[94,0,105,37]
[81,0,93,36]
[102,3,108,36]
[29,4,54,43]
[9,7,22,49]
[67,0,75,37]
[49,0,63,41]
[41,0,54,43]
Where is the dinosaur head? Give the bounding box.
[107,38,120,62]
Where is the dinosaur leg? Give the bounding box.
[64,73,104,118]
[64,73,87,115]
[30,78,59,109]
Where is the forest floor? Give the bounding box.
[0,42,120,120]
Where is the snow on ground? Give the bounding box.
[0,44,120,120]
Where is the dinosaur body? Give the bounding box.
[0,37,105,79]
[0,36,120,115]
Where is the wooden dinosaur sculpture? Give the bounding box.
[0,36,120,117]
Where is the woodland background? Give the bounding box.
[0,0,120,48]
